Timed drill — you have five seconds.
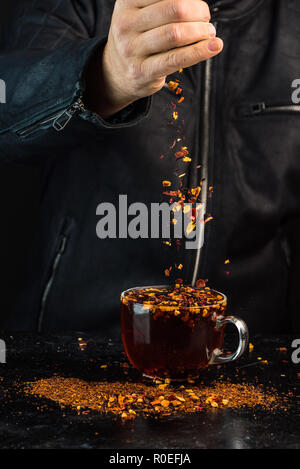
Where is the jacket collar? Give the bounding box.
[210,0,265,22]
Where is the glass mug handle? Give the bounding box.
[209,316,249,364]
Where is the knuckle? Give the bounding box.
[167,23,183,45]
[169,0,187,21]
[112,16,132,38]
[112,21,126,38]
[140,61,153,81]
[127,61,142,81]
[120,38,134,58]
[166,50,179,68]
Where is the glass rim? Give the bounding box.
[121,284,227,310]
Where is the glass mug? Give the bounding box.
[121,285,249,381]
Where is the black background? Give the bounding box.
[0,1,42,325]
[0,1,300,331]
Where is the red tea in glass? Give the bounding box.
[121,285,248,381]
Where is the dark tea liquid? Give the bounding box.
[121,289,226,380]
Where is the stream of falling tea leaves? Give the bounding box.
[160,70,213,286]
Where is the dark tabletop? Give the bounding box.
[0,332,299,449]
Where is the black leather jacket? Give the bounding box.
[0,0,299,334]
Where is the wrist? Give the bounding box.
[84,44,135,119]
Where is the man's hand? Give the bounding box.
[87,0,223,118]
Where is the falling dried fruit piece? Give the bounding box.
[163,241,171,247]
[204,215,214,224]
[168,81,179,91]
[186,221,196,236]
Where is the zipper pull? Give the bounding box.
[53,98,86,131]
[236,102,266,118]
[250,102,266,115]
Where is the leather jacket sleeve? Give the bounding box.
[0,0,152,163]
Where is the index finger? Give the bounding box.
[135,0,211,32]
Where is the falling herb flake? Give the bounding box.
[168,81,179,91]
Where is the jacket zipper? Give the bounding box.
[237,102,300,118]
[37,233,68,333]
[191,24,216,286]
[16,97,86,137]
